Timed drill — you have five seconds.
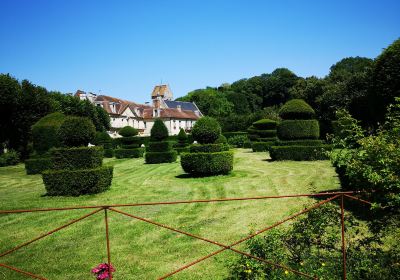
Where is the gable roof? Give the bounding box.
[151,84,172,99]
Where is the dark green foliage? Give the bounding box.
[150,119,169,141]
[275,139,324,146]
[25,157,51,174]
[192,117,222,144]
[248,129,277,138]
[0,150,20,167]
[121,143,141,149]
[42,166,113,196]
[277,120,319,140]
[103,148,114,158]
[114,148,144,159]
[371,38,400,122]
[145,151,177,164]
[31,112,66,155]
[177,128,188,144]
[119,126,138,137]
[120,136,141,146]
[227,135,249,148]
[93,131,113,158]
[181,151,234,176]
[269,145,331,161]
[252,142,274,152]
[223,131,248,139]
[147,141,173,152]
[50,147,103,170]
[175,147,189,154]
[58,116,96,147]
[215,134,227,144]
[252,119,277,130]
[258,137,278,142]
[279,99,315,119]
[189,143,229,153]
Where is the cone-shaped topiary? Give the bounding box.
[271,99,329,161]
[25,112,66,175]
[114,126,144,158]
[181,117,233,176]
[175,128,189,154]
[58,116,96,147]
[150,119,169,141]
[247,119,277,152]
[42,117,113,196]
[192,117,221,144]
[145,119,177,164]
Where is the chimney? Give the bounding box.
[177,105,181,112]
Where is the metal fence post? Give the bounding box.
[104,207,113,280]
[340,195,347,280]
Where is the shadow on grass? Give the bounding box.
[175,173,233,179]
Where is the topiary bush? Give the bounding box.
[271,99,324,161]
[279,99,315,120]
[215,134,227,144]
[277,120,320,140]
[0,149,20,167]
[26,112,66,174]
[114,126,144,159]
[150,119,168,141]
[175,128,189,154]
[58,116,96,147]
[31,112,66,155]
[94,131,114,158]
[145,120,177,164]
[42,117,113,196]
[227,134,249,148]
[180,118,233,176]
[247,119,278,152]
[192,117,221,144]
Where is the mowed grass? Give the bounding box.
[0,149,340,280]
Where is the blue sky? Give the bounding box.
[0,0,399,103]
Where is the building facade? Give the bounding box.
[75,85,202,137]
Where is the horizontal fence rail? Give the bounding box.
[0,191,371,280]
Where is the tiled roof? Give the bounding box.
[151,84,171,98]
[163,100,199,111]
[95,95,150,115]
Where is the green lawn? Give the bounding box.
[0,149,340,279]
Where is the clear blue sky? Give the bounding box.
[1,0,399,103]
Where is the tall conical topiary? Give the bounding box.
[145,119,177,164]
[247,119,277,152]
[270,99,331,160]
[114,126,144,158]
[181,117,233,176]
[42,116,113,195]
[25,112,66,174]
[175,128,189,154]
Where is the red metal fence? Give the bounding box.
[0,191,371,280]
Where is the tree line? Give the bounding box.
[0,75,110,158]
[177,38,400,134]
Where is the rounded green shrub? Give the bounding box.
[192,117,221,144]
[150,119,169,141]
[50,147,103,170]
[147,141,173,152]
[119,126,138,137]
[181,151,234,176]
[58,116,96,147]
[189,143,229,153]
[31,112,66,155]
[177,128,188,144]
[93,131,112,145]
[278,120,319,140]
[215,134,227,144]
[269,145,331,161]
[252,119,277,130]
[279,99,315,120]
[115,148,144,158]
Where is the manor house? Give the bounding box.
[75,85,202,137]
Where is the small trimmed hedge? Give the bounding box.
[223,131,248,139]
[104,149,114,158]
[258,137,278,142]
[275,139,324,146]
[175,147,189,154]
[115,148,145,158]
[269,145,332,161]
[247,129,277,138]
[42,166,113,196]
[189,143,229,153]
[252,119,277,130]
[25,157,51,175]
[278,120,319,140]
[145,151,177,164]
[181,151,234,176]
[252,142,274,152]
[147,141,174,152]
[120,136,141,145]
[50,147,103,170]
[279,99,315,120]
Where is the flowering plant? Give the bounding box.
[91,263,115,280]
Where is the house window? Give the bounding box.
[144,122,146,128]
